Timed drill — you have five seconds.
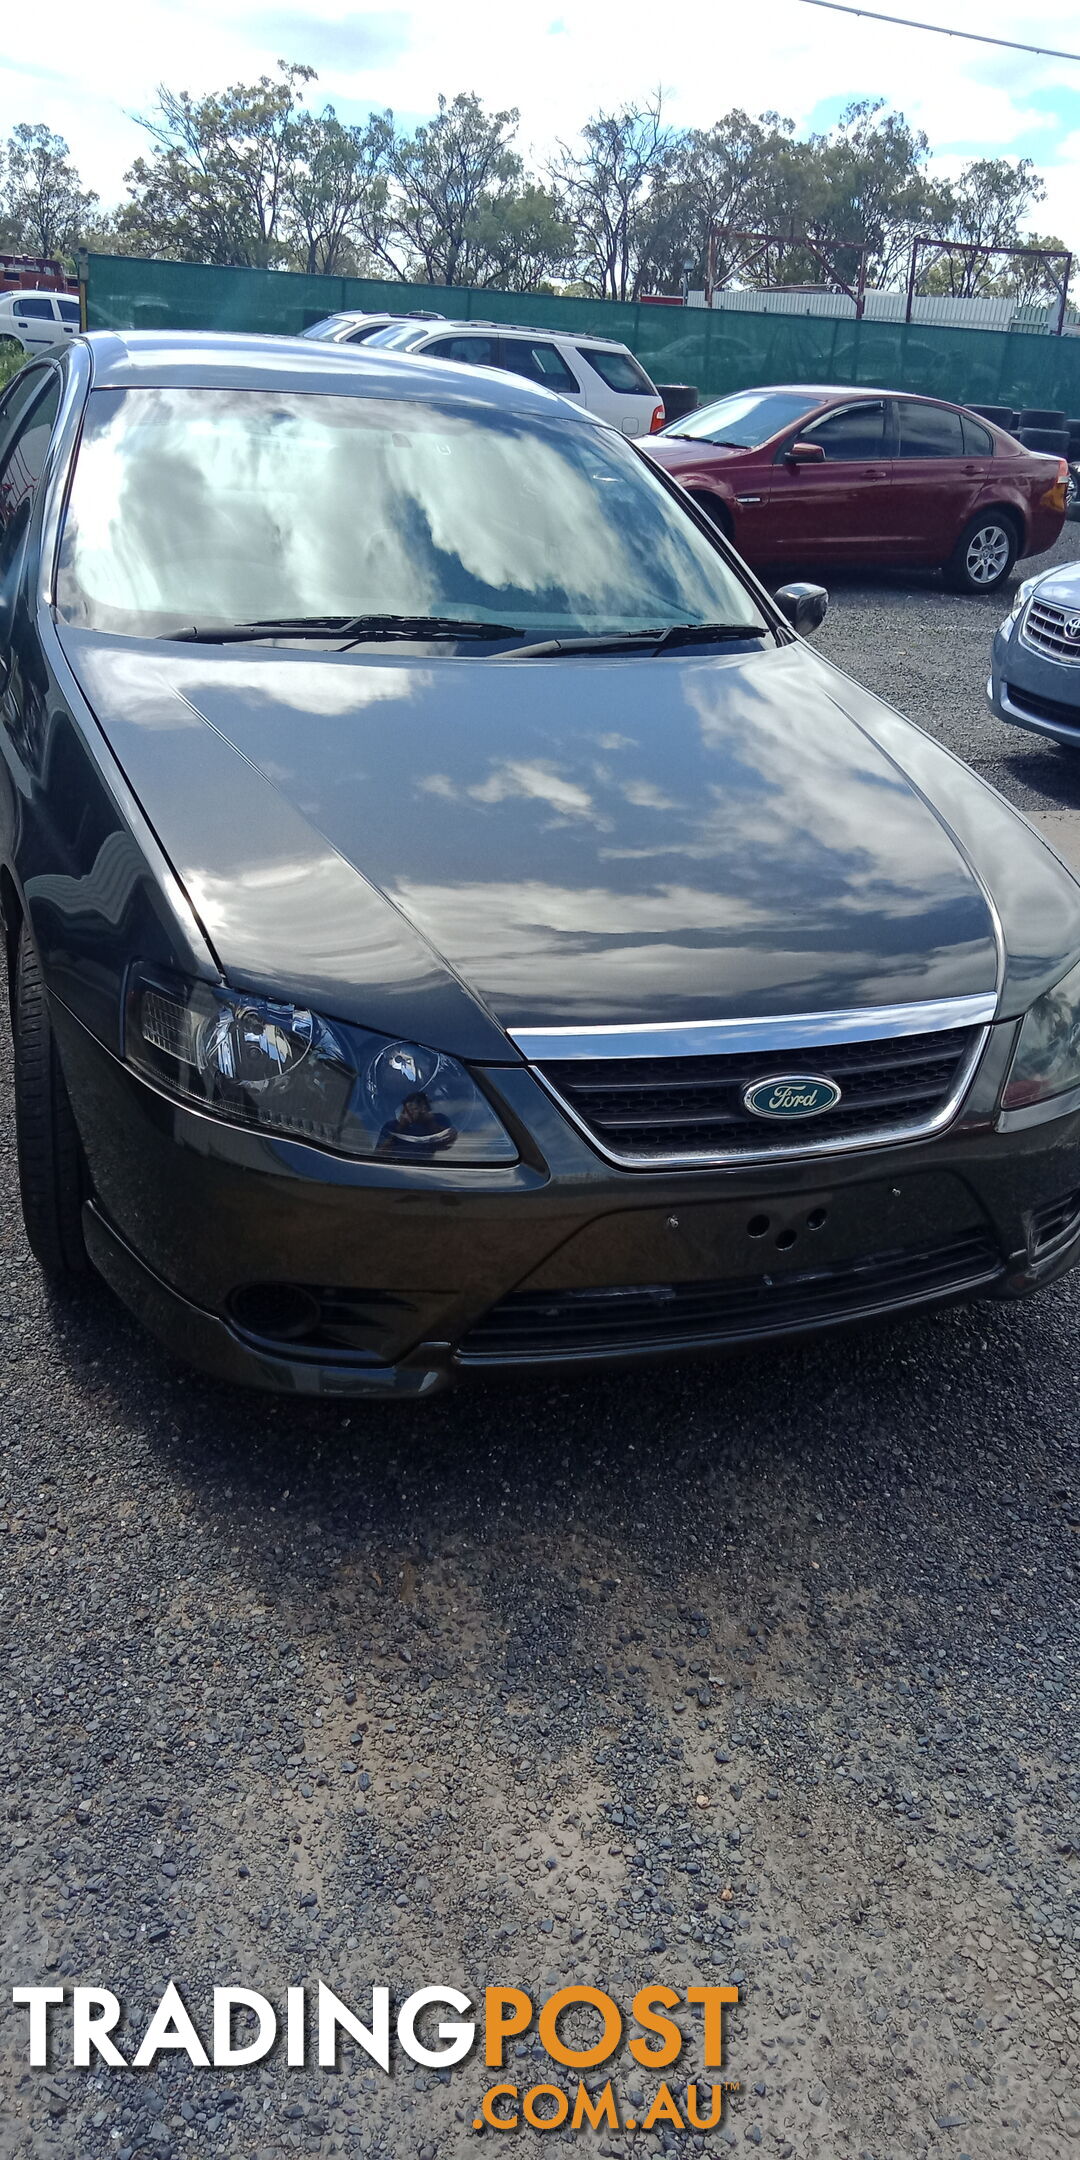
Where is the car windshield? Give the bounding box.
[664,389,822,446]
[55,386,768,644]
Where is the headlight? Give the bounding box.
[1002,953,1080,1108]
[1003,575,1039,628]
[125,966,518,1164]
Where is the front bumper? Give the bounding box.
[989,618,1080,746]
[55,999,1080,1396]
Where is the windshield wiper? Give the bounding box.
[503,622,768,659]
[166,614,525,646]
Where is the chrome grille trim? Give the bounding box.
[1020,596,1080,665]
[527,1021,993,1170]
[507,993,998,1064]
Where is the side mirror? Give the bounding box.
[786,439,826,465]
[774,582,829,637]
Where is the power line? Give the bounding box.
[793,0,1080,63]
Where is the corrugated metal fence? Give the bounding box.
[701,287,1080,333]
[83,254,1080,412]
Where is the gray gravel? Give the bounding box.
[1,541,1079,2160]
[815,520,1080,813]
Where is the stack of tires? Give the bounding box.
[969,403,1019,433]
[1014,408,1071,457]
[970,403,1080,460]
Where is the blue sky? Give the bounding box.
[3,0,1080,251]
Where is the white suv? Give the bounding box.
[0,289,80,354]
[360,318,666,436]
[301,310,446,346]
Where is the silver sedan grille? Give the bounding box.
[1021,596,1080,664]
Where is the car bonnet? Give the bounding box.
[59,630,1009,1044]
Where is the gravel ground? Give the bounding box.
[815,520,1080,813]
[1,537,1079,2160]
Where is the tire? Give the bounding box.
[1017,407,1066,430]
[970,404,1015,428]
[13,929,88,1276]
[1017,426,1070,456]
[688,490,733,541]
[943,511,1018,595]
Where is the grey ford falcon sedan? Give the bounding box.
[2,330,1080,1397]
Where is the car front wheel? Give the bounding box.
[13,928,88,1276]
[944,513,1017,594]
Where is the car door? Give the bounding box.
[0,365,61,571]
[765,399,897,560]
[0,367,62,736]
[9,295,60,353]
[495,337,584,407]
[573,345,659,435]
[890,400,978,561]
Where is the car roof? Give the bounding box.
[325,310,443,324]
[0,288,64,303]
[709,382,966,407]
[410,319,633,350]
[77,327,593,416]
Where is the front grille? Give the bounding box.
[1004,681,1080,733]
[1029,1190,1080,1260]
[1021,597,1080,664]
[536,1026,980,1164]
[460,1232,1002,1359]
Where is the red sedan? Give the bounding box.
[643,383,1067,593]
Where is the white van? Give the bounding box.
[357,317,666,436]
[0,289,80,353]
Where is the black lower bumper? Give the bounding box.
[81,1188,1080,1397]
[56,973,1080,1397]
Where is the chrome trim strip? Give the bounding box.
[1019,596,1080,667]
[507,993,998,1064]
[529,1026,993,1171]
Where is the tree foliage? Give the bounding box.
[920,158,1065,300]
[0,75,1068,310]
[553,95,680,301]
[387,93,522,285]
[118,64,315,265]
[0,123,98,258]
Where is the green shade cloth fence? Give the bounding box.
[83,253,1080,413]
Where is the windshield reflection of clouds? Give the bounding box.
[182,850,420,987]
[421,758,609,827]
[57,387,762,639]
[388,874,985,1019]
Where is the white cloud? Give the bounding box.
[2,0,1080,247]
